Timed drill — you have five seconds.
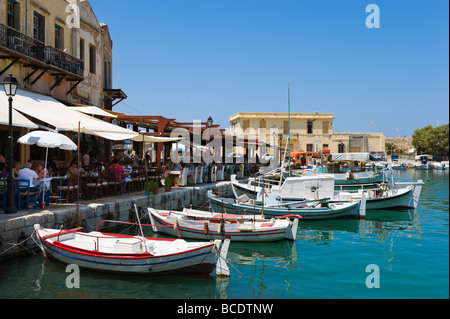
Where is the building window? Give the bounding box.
[55,24,64,50]
[306,144,314,152]
[323,144,329,150]
[89,44,96,74]
[7,0,20,30]
[283,121,289,134]
[338,142,345,153]
[323,121,329,134]
[33,12,45,42]
[242,119,249,131]
[307,120,314,134]
[104,55,112,89]
[79,38,85,68]
[260,119,266,129]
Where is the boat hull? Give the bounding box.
[365,187,416,209]
[209,195,362,220]
[148,209,297,242]
[36,229,219,276]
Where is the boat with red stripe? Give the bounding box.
[148,207,301,242]
[33,205,231,276]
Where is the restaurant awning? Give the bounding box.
[5,89,139,141]
[129,133,182,143]
[0,94,38,128]
[69,105,118,118]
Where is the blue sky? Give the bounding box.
[89,0,449,137]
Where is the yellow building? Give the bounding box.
[229,112,385,155]
[0,0,126,162]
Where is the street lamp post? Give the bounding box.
[2,74,19,214]
[206,116,213,183]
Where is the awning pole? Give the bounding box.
[77,121,80,213]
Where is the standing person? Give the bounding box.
[108,159,126,194]
[83,150,90,169]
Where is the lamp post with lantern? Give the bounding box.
[2,74,19,214]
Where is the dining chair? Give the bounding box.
[16,179,37,210]
[0,178,7,211]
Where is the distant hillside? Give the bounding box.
[385,137,414,154]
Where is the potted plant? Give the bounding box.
[164,176,173,192]
[225,167,233,180]
[144,180,159,195]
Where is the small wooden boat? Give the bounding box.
[208,190,366,220]
[148,207,301,242]
[33,222,230,276]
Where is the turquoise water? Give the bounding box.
[0,170,448,299]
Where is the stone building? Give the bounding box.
[229,112,385,156]
[0,0,126,163]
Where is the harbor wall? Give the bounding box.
[0,182,233,261]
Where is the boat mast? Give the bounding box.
[288,82,291,177]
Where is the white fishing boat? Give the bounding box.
[414,155,432,170]
[148,207,301,242]
[431,162,448,170]
[208,190,366,220]
[231,173,423,210]
[334,180,424,210]
[34,223,230,276]
[391,162,408,170]
[33,205,231,276]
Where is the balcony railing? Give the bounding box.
[0,23,84,77]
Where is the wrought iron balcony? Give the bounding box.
[0,23,84,77]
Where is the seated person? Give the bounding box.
[13,162,22,178]
[18,162,42,193]
[162,159,174,177]
[35,163,51,189]
[66,161,84,178]
[108,159,126,193]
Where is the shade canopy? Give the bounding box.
[6,89,139,141]
[69,106,118,118]
[18,130,78,151]
[129,134,183,143]
[331,153,371,163]
[0,97,39,128]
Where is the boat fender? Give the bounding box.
[173,217,178,229]
[204,222,208,235]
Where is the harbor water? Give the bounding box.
[0,169,448,299]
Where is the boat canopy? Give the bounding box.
[331,153,371,163]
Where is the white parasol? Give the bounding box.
[18,130,78,151]
[18,130,78,207]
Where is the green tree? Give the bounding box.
[412,124,449,155]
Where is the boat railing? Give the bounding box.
[95,220,182,239]
[54,227,147,252]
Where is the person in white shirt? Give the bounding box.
[18,162,42,191]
